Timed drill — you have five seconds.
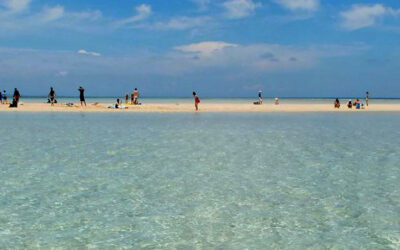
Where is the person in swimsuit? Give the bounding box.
[334,98,340,108]
[131,91,134,104]
[48,87,56,106]
[258,91,263,104]
[78,86,86,106]
[0,90,2,104]
[115,98,121,108]
[193,91,200,111]
[133,88,139,104]
[366,91,370,106]
[347,100,352,109]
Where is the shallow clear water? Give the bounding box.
[0,113,399,249]
[19,97,400,105]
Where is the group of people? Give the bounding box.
[124,88,140,105]
[46,86,86,106]
[253,91,280,105]
[334,92,370,110]
[0,88,20,108]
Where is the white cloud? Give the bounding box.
[77,49,101,56]
[340,4,400,30]
[275,0,319,11]
[56,71,68,77]
[191,0,211,11]
[39,5,64,22]
[0,44,366,90]
[0,3,104,33]
[2,0,31,12]
[116,4,151,26]
[149,16,211,30]
[222,0,261,19]
[175,41,238,56]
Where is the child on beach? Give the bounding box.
[125,93,129,104]
[193,91,200,111]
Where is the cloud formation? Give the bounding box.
[175,41,238,56]
[275,0,319,11]
[2,0,31,12]
[0,2,103,32]
[223,0,261,19]
[77,49,101,56]
[115,4,152,26]
[142,16,212,30]
[340,4,400,30]
[191,0,211,11]
[39,5,65,22]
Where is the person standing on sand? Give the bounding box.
[2,90,7,104]
[133,88,139,104]
[13,88,20,105]
[48,87,56,106]
[0,90,2,104]
[193,91,200,111]
[258,91,263,104]
[125,93,129,104]
[366,91,370,106]
[131,90,134,104]
[78,86,86,106]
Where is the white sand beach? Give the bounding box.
[1,101,400,112]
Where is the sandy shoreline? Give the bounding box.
[1,102,400,113]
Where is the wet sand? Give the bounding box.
[1,102,400,112]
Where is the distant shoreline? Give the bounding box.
[11,96,400,100]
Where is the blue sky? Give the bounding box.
[1,0,400,97]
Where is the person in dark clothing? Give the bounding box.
[2,90,7,103]
[9,88,19,108]
[78,86,86,106]
[334,98,340,108]
[48,87,56,106]
[13,88,20,107]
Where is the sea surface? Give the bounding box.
[18,96,400,105]
[0,112,399,249]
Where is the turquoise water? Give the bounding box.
[0,113,399,249]
[18,97,400,105]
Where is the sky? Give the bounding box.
[1,0,400,97]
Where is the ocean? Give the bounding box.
[0,112,399,248]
